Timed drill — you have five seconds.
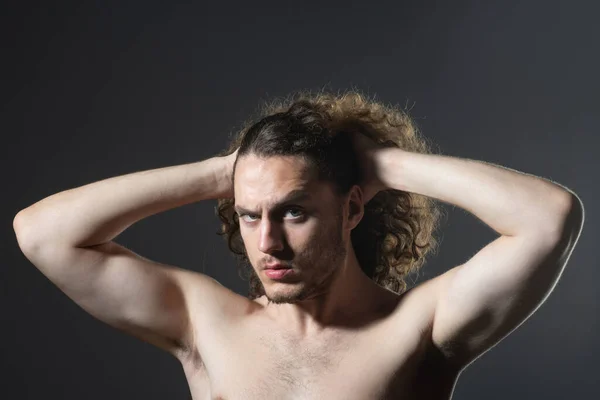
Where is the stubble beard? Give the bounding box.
[265,214,347,305]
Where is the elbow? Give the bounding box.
[13,210,32,241]
[14,211,33,254]
[559,192,584,227]
[563,192,585,236]
[546,192,584,244]
[13,209,45,252]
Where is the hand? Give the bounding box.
[220,148,239,198]
[350,133,389,204]
[226,148,239,168]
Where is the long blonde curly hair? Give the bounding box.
[215,88,445,299]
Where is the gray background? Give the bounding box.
[2,1,597,399]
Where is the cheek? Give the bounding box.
[293,229,323,255]
[296,227,329,255]
[239,230,256,255]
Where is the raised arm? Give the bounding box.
[352,132,584,370]
[13,150,238,358]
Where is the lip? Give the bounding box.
[264,268,295,280]
[264,263,289,270]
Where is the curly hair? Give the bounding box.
[215,88,445,300]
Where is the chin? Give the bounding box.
[265,285,308,305]
[265,293,299,305]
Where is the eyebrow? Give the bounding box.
[234,189,311,215]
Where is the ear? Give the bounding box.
[345,185,364,231]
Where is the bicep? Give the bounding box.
[430,230,576,369]
[20,239,200,356]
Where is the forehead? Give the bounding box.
[234,154,328,210]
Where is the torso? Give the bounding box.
[177,283,460,400]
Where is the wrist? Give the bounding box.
[216,153,236,198]
[375,147,405,192]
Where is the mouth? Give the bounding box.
[264,268,295,280]
[263,263,290,271]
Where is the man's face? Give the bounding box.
[233,154,348,304]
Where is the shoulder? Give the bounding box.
[176,272,257,357]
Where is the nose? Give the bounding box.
[258,218,284,254]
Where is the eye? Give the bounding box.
[285,207,304,219]
[238,208,305,223]
[239,213,258,222]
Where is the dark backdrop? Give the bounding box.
[2,1,598,399]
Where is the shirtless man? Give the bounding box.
[13,91,584,399]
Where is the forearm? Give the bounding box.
[15,156,233,247]
[377,148,575,237]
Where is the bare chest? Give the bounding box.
[180,310,452,400]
